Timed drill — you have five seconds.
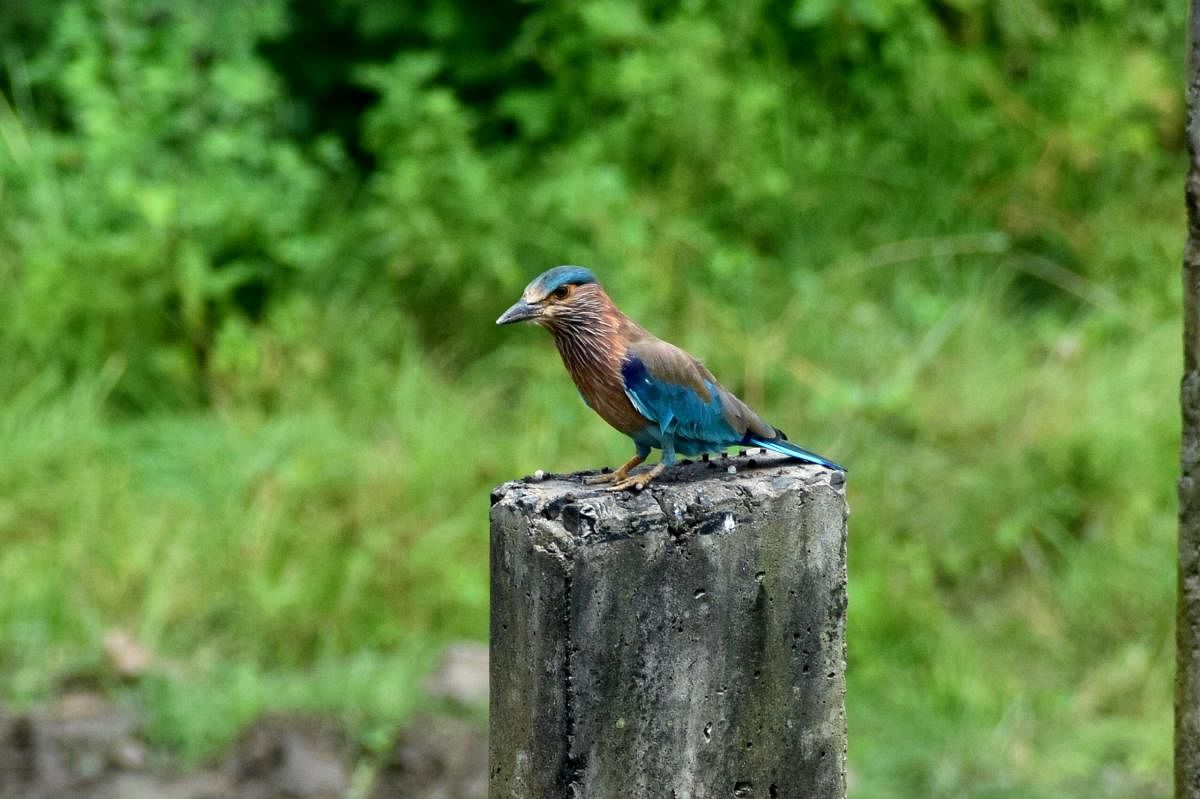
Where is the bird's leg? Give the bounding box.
[585,454,645,485]
[608,435,674,492]
[585,445,651,485]
[607,462,664,492]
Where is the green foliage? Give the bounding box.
[0,0,340,408]
[0,0,1184,794]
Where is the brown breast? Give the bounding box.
[553,329,649,436]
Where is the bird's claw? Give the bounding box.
[606,464,664,492]
[584,454,646,486]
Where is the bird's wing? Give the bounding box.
[621,337,775,443]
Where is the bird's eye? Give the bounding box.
[552,285,571,301]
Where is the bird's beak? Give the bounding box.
[496,299,541,326]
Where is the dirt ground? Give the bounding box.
[0,645,487,799]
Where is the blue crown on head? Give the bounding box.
[526,266,598,297]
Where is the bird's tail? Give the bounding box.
[748,435,846,472]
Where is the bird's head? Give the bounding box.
[496,266,603,328]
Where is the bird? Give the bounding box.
[496,266,845,491]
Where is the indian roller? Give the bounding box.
[496,266,845,491]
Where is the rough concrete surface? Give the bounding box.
[1183,4,1200,797]
[490,451,848,799]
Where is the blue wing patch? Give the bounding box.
[620,356,739,451]
[620,351,845,470]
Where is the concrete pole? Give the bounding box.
[489,452,848,798]
[1180,4,1200,795]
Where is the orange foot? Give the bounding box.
[607,463,665,492]
[584,453,645,485]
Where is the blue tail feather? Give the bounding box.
[748,437,846,472]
